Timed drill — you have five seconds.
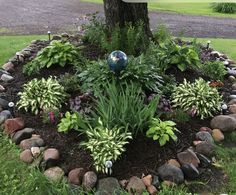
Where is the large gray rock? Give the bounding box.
[0,110,12,124]
[1,74,14,82]
[210,114,236,132]
[157,164,184,184]
[96,177,120,195]
[11,128,35,144]
[126,176,146,195]
[196,131,214,143]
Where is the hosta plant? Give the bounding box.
[23,40,83,75]
[172,78,222,119]
[58,112,88,133]
[17,77,67,115]
[81,119,132,174]
[146,118,179,146]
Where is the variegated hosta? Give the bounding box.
[81,119,132,174]
[17,77,67,115]
[172,78,222,119]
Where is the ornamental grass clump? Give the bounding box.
[172,78,222,119]
[17,77,67,115]
[81,119,132,174]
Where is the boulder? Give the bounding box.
[68,168,85,185]
[181,164,199,179]
[1,74,14,82]
[4,118,25,135]
[196,131,214,143]
[157,164,184,184]
[126,176,146,195]
[199,127,212,133]
[2,62,14,72]
[20,149,33,163]
[142,174,152,187]
[0,85,5,92]
[0,110,12,124]
[229,104,236,114]
[177,149,200,168]
[96,177,120,195]
[11,128,35,144]
[195,141,215,156]
[20,137,45,150]
[212,129,224,142]
[31,147,41,157]
[44,148,60,161]
[196,153,211,168]
[167,159,181,168]
[210,115,236,132]
[44,167,64,182]
[147,185,158,195]
[0,98,9,109]
[82,171,97,189]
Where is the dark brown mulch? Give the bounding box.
[0,44,230,194]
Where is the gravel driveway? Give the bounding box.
[0,0,235,38]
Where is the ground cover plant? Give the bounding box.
[1,26,236,194]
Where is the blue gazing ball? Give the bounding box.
[107,50,128,74]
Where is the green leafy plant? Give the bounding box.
[23,40,83,75]
[153,24,171,43]
[83,14,149,55]
[17,77,67,115]
[211,3,236,13]
[82,13,106,45]
[93,82,159,136]
[172,78,222,119]
[81,118,132,174]
[201,61,227,81]
[100,22,149,55]
[59,73,80,93]
[78,55,163,93]
[57,112,88,133]
[148,40,200,73]
[146,118,179,146]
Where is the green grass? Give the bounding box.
[82,0,236,18]
[185,37,236,61]
[0,35,47,65]
[215,132,236,194]
[0,132,89,195]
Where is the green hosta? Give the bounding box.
[17,77,67,115]
[58,112,88,133]
[81,119,132,174]
[172,78,222,119]
[146,118,179,146]
[23,40,82,75]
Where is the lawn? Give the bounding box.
[0,35,47,65]
[185,38,236,61]
[82,0,236,18]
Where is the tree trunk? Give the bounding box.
[103,0,151,36]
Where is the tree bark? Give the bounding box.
[103,0,151,36]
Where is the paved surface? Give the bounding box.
[0,0,235,38]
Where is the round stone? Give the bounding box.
[107,50,128,74]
